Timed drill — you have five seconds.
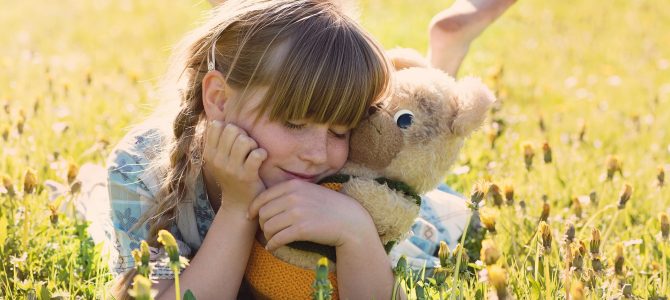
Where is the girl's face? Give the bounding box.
[222,87,351,188]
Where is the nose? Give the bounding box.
[298,129,328,165]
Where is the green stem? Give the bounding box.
[543,252,551,300]
[173,267,181,300]
[602,209,621,243]
[663,242,667,294]
[533,243,541,281]
[450,212,473,300]
[391,277,399,300]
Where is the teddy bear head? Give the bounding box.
[344,53,495,194]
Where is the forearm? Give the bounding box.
[156,206,257,300]
[335,230,405,299]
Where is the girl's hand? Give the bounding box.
[204,121,267,211]
[247,180,377,251]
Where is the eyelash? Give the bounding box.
[284,122,348,139]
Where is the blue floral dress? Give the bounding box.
[99,126,469,279]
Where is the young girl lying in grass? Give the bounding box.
[95,0,515,298]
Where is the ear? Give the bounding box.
[386,48,430,70]
[450,76,496,136]
[202,70,232,121]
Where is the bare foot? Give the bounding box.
[428,0,517,76]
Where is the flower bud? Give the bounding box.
[570,243,584,270]
[606,155,622,180]
[578,121,586,142]
[16,115,25,135]
[438,241,450,268]
[140,241,151,266]
[572,197,582,219]
[489,184,503,207]
[614,243,624,275]
[564,223,575,244]
[487,265,508,299]
[658,166,665,187]
[1,125,8,142]
[589,190,597,205]
[481,239,501,266]
[503,184,514,206]
[128,275,155,300]
[540,202,550,223]
[480,208,497,234]
[617,183,632,209]
[590,228,601,256]
[157,230,179,264]
[2,174,15,197]
[660,212,669,240]
[67,162,79,185]
[539,221,552,253]
[570,280,585,300]
[542,142,552,164]
[523,143,534,171]
[452,243,469,269]
[23,168,37,194]
[470,181,487,207]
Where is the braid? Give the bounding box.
[147,96,204,248]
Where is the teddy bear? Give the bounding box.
[265,48,497,270]
[243,49,495,299]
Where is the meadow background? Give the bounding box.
[1,0,669,298]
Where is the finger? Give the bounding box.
[256,196,287,228]
[248,180,297,219]
[230,135,258,165]
[218,124,243,159]
[266,225,303,252]
[260,210,294,242]
[206,120,225,153]
[244,148,267,175]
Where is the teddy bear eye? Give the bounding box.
[394,109,414,129]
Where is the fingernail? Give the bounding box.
[213,120,223,127]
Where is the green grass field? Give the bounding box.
[1,0,669,298]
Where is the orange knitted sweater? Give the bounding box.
[244,240,339,300]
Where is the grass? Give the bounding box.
[1,0,669,298]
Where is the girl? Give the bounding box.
[107,0,395,299]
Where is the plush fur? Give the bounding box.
[271,48,496,270]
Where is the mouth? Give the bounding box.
[280,168,319,182]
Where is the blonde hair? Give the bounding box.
[135,0,390,251]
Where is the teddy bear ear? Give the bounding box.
[450,77,496,137]
[386,48,430,71]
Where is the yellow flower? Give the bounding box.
[480,239,501,266]
[157,230,179,264]
[487,265,508,299]
[570,280,585,300]
[479,207,497,234]
[128,275,155,300]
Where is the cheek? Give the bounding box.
[329,138,350,169]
